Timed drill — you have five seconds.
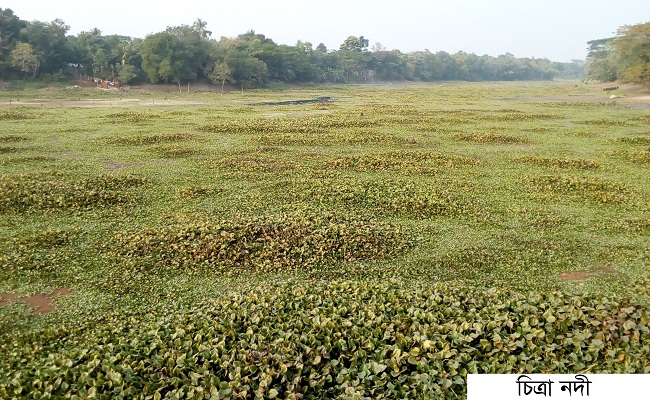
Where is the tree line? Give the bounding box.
[587,21,650,85]
[1,8,588,89]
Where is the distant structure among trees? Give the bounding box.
[0,7,593,88]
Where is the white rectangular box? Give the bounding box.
[467,374,649,399]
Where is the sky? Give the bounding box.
[3,0,649,62]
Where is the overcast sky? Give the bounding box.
[3,0,649,62]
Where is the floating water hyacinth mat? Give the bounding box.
[1,280,648,399]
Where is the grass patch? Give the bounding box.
[0,135,29,143]
[0,108,42,120]
[580,118,640,127]
[0,173,148,212]
[482,111,560,121]
[0,155,57,165]
[198,115,377,134]
[327,150,479,174]
[175,186,220,199]
[255,128,395,146]
[618,217,650,233]
[527,175,632,204]
[152,144,200,158]
[511,207,568,229]
[618,148,650,165]
[15,227,82,248]
[108,132,197,146]
[0,146,22,154]
[454,132,529,144]
[288,176,479,219]
[101,111,161,123]
[0,227,83,276]
[208,156,298,173]
[615,136,650,146]
[108,213,412,273]
[516,156,601,170]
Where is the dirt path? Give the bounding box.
[0,288,72,314]
[0,98,220,109]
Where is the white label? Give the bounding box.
[467,374,649,399]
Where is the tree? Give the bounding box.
[225,49,268,91]
[140,31,203,87]
[587,37,615,59]
[231,31,292,82]
[613,22,650,84]
[452,52,470,80]
[123,38,144,76]
[372,42,386,53]
[409,51,442,81]
[373,49,408,80]
[553,59,586,80]
[208,61,231,94]
[10,42,39,77]
[207,36,269,91]
[21,19,70,76]
[286,41,322,82]
[166,25,213,81]
[192,18,211,39]
[140,32,180,83]
[92,47,109,78]
[337,36,371,81]
[0,9,23,50]
[66,28,103,78]
[237,55,267,90]
[66,29,141,81]
[116,64,139,84]
[586,37,617,82]
[0,8,26,77]
[340,35,369,52]
[435,51,459,80]
[587,57,618,82]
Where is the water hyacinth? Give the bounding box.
[0,173,148,212]
[108,213,412,274]
[1,280,648,399]
[1,82,649,399]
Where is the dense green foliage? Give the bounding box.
[0,82,648,398]
[109,213,411,274]
[0,8,583,86]
[0,173,147,212]
[587,21,650,84]
[1,280,649,399]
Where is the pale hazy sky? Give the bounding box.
[3,0,649,61]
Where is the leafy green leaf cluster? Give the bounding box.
[285,176,479,219]
[1,280,648,399]
[454,132,529,145]
[516,156,601,170]
[108,214,412,273]
[101,111,162,124]
[108,132,196,146]
[327,151,479,174]
[198,115,377,135]
[0,173,147,212]
[526,175,632,204]
[0,135,28,143]
[0,108,42,120]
